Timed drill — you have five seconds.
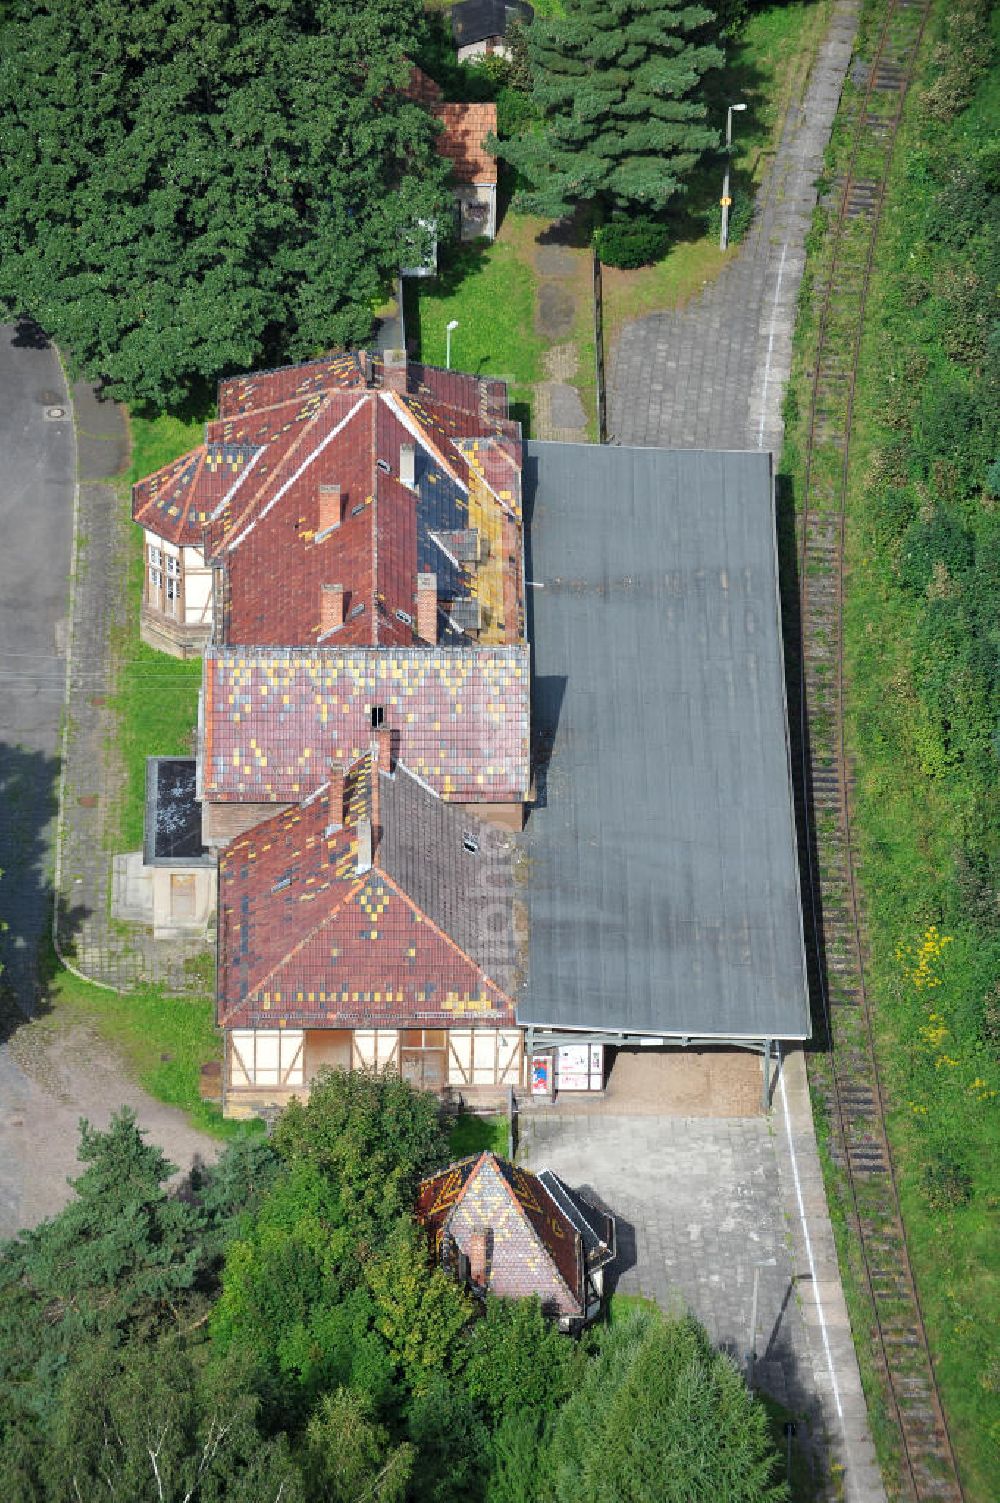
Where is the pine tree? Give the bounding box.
[502,0,722,219]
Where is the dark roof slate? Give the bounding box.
[217,756,517,1031]
[517,442,811,1043]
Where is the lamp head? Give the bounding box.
[446,319,459,331]
[732,102,747,111]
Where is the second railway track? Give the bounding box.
[790,0,966,1498]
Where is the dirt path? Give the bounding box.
[0,1015,221,1241]
[532,242,592,442]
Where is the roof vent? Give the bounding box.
[376,458,391,474]
[451,597,482,633]
[463,832,480,854]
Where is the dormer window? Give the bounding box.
[371,705,385,729]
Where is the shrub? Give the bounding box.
[594,216,669,269]
[496,85,538,140]
[704,185,755,246]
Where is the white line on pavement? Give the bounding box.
[758,241,790,450]
[778,1044,844,1421]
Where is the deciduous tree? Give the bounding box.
[0,0,451,409]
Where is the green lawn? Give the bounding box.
[448,1112,510,1159]
[404,226,544,426]
[25,957,246,1140]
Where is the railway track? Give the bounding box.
[790,0,966,1498]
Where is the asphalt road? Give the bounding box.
[0,321,75,1007]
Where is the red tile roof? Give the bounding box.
[403,66,496,184]
[202,644,530,804]
[433,103,498,186]
[217,756,517,1030]
[405,64,445,106]
[416,1153,585,1317]
[132,357,523,641]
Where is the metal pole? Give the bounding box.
[761,1036,771,1112]
[746,1256,776,1385]
[720,105,733,252]
[446,325,452,369]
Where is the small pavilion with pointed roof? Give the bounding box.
[417,1150,614,1330]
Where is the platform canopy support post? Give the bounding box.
[761,1038,772,1112]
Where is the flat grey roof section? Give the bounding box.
[519,442,810,1041]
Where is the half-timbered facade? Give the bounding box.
[217,734,524,1117]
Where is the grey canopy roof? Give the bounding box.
[517,442,810,1043]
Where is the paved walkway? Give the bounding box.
[532,243,590,443]
[609,0,858,452]
[519,1047,885,1503]
[0,322,75,1011]
[54,382,207,991]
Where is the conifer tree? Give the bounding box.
[503,0,722,219]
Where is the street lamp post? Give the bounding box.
[720,102,747,252]
[745,1256,777,1387]
[445,319,459,370]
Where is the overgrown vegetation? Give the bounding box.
[0,1070,789,1501]
[781,1,999,1493]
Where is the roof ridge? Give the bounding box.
[380,390,468,494]
[220,394,368,555]
[489,1158,583,1308]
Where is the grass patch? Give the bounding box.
[448,1112,509,1159]
[780,3,1000,1495]
[606,1292,661,1324]
[25,959,246,1141]
[404,222,544,423]
[107,413,208,851]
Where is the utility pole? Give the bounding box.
[720,102,747,251]
[746,1256,777,1386]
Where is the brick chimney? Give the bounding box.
[321,583,344,634]
[399,443,416,488]
[468,1231,488,1288]
[318,483,342,533]
[327,764,345,831]
[383,348,408,393]
[416,572,438,645]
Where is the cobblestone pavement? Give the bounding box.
[519,1048,885,1503]
[55,383,207,991]
[609,0,858,453]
